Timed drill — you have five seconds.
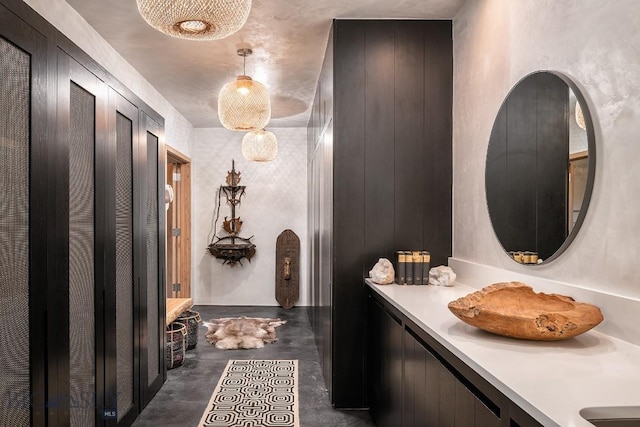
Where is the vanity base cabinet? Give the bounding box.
[367,289,543,427]
[368,294,403,427]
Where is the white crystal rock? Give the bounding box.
[428,265,456,287]
[369,258,395,285]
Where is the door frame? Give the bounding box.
[165,145,191,298]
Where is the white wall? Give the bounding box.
[23,0,193,155]
[453,0,640,343]
[191,128,308,306]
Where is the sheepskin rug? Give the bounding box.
[203,316,287,350]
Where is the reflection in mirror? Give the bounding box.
[485,71,595,264]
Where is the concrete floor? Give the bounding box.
[132,305,375,427]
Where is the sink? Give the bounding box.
[580,406,640,426]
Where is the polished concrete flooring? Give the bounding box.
[132,306,375,427]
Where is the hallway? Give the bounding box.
[132,306,375,427]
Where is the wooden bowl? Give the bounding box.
[448,282,603,341]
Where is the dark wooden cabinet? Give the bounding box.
[368,296,403,427]
[0,1,166,425]
[308,19,453,409]
[367,289,543,427]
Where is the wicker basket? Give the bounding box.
[176,310,201,350]
[166,322,186,370]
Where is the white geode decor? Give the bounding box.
[369,258,395,285]
[428,265,456,287]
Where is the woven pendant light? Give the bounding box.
[136,0,252,41]
[575,100,586,130]
[242,129,277,162]
[218,48,271,131]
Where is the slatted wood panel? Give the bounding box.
[328,20,452,408]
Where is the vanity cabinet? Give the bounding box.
[367,289,543,427]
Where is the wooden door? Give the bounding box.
[165,146,191,298]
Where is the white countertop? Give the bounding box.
[367,280,640,427]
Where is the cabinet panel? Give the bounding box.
[310,19,453,409]
[455,380,475,426]
[0,31,32,427]
[58,51,109,427]
[0,2,165,425]
[438,363,456,427]
[367,295,402,427]
[0,4,48,425]
[370,290,510,427]
[138,112,166,407]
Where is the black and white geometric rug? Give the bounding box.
[197,360,299,427]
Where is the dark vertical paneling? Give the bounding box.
[0,1,166,425]
[106,89,141,426]
[403,331,416,427]
[138,112,166,408]
[378,308,403,427]
[423,21,453,267]
[414,342,428,427]
[476,399,501,427]
[505,77,538,252]
[311,19,452,409]
[0,5,48,425]
[364,21,395,269]
[487,72,569,260]
[394,21,426,251]
[455,382,475,426]
[366,296,383,421]
[439,366,456,427]
[536,73,569,259]
[332,20,366,407]
[320,119,333,396]
[423,339,440,426]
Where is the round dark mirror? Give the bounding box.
[485,71,596,264]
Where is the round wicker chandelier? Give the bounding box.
[242,129,278,162]
[136,0,252,40]
[218,48,271,131]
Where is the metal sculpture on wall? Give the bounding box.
[207,160,256,265]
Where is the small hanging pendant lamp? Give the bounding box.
[242,129,278,162]
[218,48,271,131]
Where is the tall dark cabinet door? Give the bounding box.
[56,50,108,427]
[138,112,166,407]
[0,4,47,426]
[105,89,140,426]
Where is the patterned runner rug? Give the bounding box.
[198,360,299,427]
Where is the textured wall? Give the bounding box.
[23,0,193,155]
[191,128,308,306]
[453,1,640,306]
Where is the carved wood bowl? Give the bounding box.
[448,282,604,341]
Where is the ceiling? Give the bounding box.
[64,0,465,128]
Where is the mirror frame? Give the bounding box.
[485,70,597,265]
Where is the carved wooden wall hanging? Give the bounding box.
[207,160,256,265]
